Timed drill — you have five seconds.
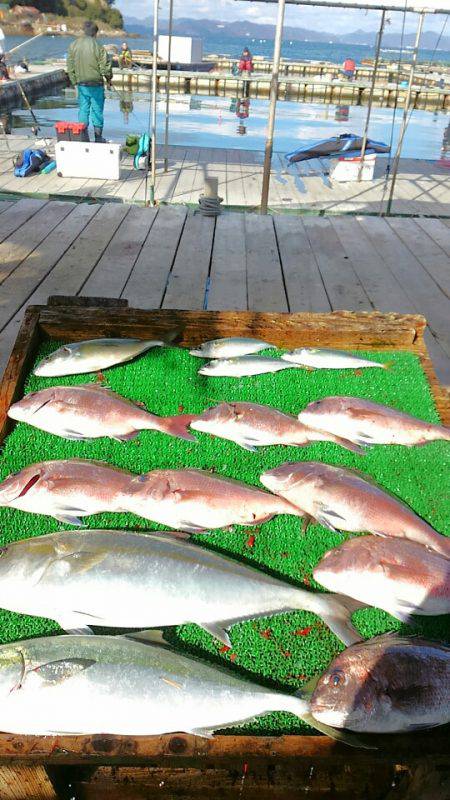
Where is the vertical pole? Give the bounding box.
[385,12,425,216]
[358,9,385,181]
[163,0,174,172]
[149,0,159,205]
[260,0,286,214]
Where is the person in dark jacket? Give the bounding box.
[66,20,112,142]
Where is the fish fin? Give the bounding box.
[298,708,377,750]
[189,727,215,739]
[301,514,313,534]
[113,432,140,442]
[54,513,84,527]
[123,629,173,648]
[236,438,259,452]
[316,506,347,533]
[298,673,321,699]
[315,514,337,533]
[320,594,364,646]
[382,360,394,370]
[149,530,192,541]
[199,622,232,648]
[33,658,96,685]
[61,551,108,575]
[59,428,90,441]
[158,414,198,442]
[60,623,94,635]
[189,349,205,357]
[331,436,366,455]
[179,521,207,533]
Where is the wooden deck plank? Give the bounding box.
[302,216,373,311]
[0,198,45,243]
[385,217,450,300]
[245,214,288,312]
[82,205,158,298]
[207,212,247,310]
[0,201,73,286]
[226,149,245,207]
[357,215,450,358]
[0,203,98,332]
[123,205,187,308]
[274,215,330,312]
[414,217,450,257]
[162,211,215,310]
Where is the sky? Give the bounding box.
[117,0,449,34]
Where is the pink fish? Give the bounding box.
[126,468,304,532]
[8,384,195,442]
[0,459,133,525]
[260,461,450,559]
[298,396,450,448]
[191,402,363,453]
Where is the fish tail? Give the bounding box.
[156,414,198,442]
[382,360,394,369]
[435,425,450,443]
[316,593,364,647]
[290,698,377,750]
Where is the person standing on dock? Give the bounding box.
[238,47,253,98]
[119,42,133,69]
[66,20,112,143]
[342,57,356,81]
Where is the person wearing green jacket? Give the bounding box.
[66,20,112,142]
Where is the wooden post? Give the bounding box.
[163,0,174,173]
[148,0,159,205]
[260,0,286,215]
[358,9,385,180]
[385,12,425,215]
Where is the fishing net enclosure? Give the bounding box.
[0,341,448,735]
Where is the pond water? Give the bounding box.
[9,87,450,162]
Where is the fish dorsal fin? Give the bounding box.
[123,629,173,648]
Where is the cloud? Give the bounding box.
[117,0,447,34]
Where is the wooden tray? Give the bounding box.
[0,297,449,800]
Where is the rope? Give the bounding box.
[196,194,223,216]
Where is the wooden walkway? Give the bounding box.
[0,139,449,216]
[0,198,449,384]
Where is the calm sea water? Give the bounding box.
[9,88,450,162]
[5,32,450,66]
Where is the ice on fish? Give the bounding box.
[198,356,301,378]
[0,529,362,645]
[298,396,450,448]
[8,384,195,442]
[190,337,275,358]
[33,338,164,377]
[281,348,388,370]
[260,461,450,560]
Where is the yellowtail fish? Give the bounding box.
[8,384,195,442]
[198,356,300,377]
[190,337,275,358]
[34,338,164,377]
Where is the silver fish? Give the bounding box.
[309,634,450,734]
[8,384,195,442]
[191,402,364,453]
[198,356,300,378]
[260,461,450,560]
[281,348,388,370]
[125,468,304,532]
[0,530,362,645]
[0,630,315,736]
[298,396,450,448]
[0,459,132,526]
[190,337,275,358]
[34,338,164,377]
[314,536,450,624]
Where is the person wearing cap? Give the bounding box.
[119,42,133,69]
[66,20,113,142]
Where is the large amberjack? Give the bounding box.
[309,634,450,734]
[260,462,450,559]
[0,459,133,525]
[191,402,363,453]
[8,384,195,442]
[298,396,450,448]
[33,338,165,377]
[126,468,304,532]
[314,536,450,623]
[0,530,362,645]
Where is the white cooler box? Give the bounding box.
[55,141,122,180]
[330,153,376,183]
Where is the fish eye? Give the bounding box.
[330,669,345,687]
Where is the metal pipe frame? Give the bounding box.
[358,8,386,180]
[163,0,174,173]
[260,0,286,214]
[149,0,159,205]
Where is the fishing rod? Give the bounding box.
[17,82,41,135]
[7,32,43,57]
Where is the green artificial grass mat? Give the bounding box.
[0,342,449,735]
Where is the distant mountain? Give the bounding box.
[124,15,450,51]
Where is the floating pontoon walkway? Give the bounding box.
[0,139,449,216]
[0,198,448,384]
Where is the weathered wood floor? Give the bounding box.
[0,139,449,216]
[0,198,449,384]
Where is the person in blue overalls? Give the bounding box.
[66,21,113,142]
